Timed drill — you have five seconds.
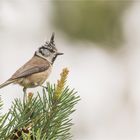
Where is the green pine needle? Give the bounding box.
[0,68,80,140]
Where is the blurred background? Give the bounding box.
[0,0,140,139]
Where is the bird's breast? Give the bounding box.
[17,65,52,88]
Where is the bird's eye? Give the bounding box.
[47,48,55,53]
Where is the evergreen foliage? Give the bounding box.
[0,68,80,140]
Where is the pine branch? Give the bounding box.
[0,68,80,140]
[0,96,3,128]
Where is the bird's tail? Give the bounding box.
[0,80,13,89]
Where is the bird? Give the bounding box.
[0,33,63,93]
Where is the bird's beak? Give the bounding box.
[57,52,64,56]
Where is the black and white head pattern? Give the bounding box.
[35,33,60,64]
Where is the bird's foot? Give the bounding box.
[40,85,48,90]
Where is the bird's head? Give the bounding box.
[35,33,63,64]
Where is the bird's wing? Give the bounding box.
[10,56,50,80]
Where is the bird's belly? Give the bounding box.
[17,67,52,88]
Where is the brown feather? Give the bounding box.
[0,80,15,89]
[10,55,50,80]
